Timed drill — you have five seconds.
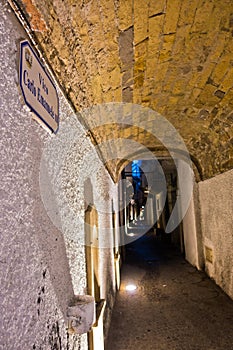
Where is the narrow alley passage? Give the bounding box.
[106,233,233,350]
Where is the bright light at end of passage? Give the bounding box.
[125,284,137,292]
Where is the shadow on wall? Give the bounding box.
[34,158,75,320]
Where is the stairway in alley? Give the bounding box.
[106,233,233,350]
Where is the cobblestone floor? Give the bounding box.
[106,233,233,350]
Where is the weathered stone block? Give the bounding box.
[148,15,164,57]
[134,0,150,44]
[191,1,214,33]
[118,0,133,31]
[163,0,181,34]
[178,0,199,26]
[220,68,233,91]
[211,55,233,86]
[158,33,175,62]
[149,0,166,17]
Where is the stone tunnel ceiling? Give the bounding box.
[13,0,233,180]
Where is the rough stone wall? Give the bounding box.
[0,1,116,348]
[198,169,233,299]
[12,0,233,180]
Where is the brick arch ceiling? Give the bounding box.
[15,0,233,180]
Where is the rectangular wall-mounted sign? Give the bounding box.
[19,40,59,133]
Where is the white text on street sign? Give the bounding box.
[19,40,59,133]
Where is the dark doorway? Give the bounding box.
[120,158,184,255]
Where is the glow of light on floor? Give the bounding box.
[125,284,137,292]
[127,233,136,237]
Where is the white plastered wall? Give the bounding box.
[179,157,233,299]
[177,160,203,269]
[198,169,233,299]
[0,1,116,348]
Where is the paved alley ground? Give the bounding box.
[106,233,233,350]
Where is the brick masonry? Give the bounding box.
[14,0,233,181]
